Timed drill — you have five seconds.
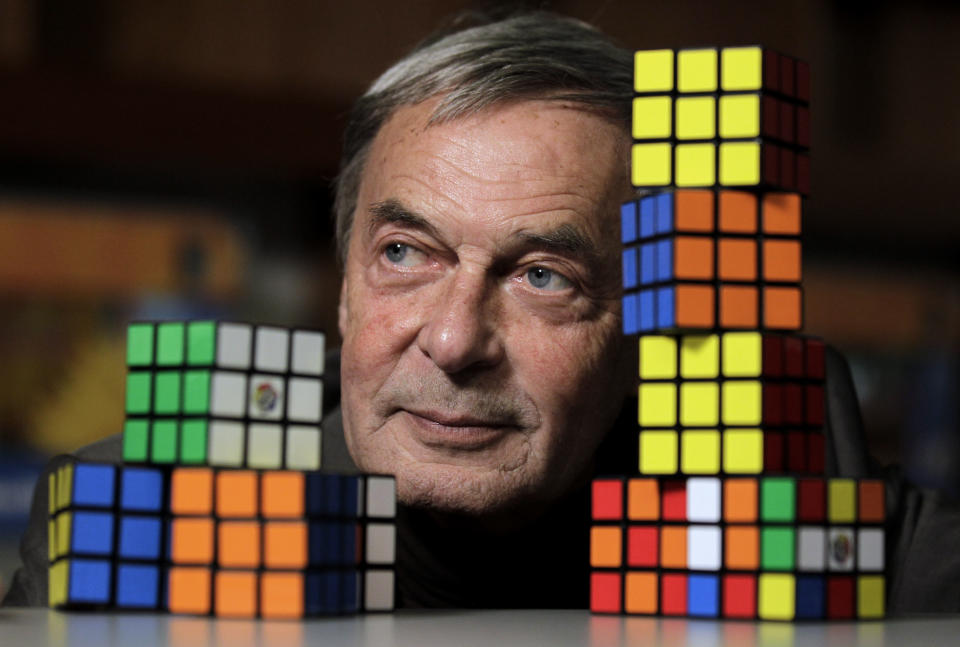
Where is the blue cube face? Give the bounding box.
[622,248,639,290]
[655,193,674,235]
[342,478,360,518]
[655,240,673,282]
[341,572,360,614]
[639,289,656,332]
[622,294,640,335]
[796,575,825,619]
[118,516,162,560]
[639,197,656,239]
[621,201,638,244]
[687,574,719,617]
[68,559,112,604]
[120,468,164,511]
[116,564,159,608]
[72,464,115,508]
[322,572,340,614]
[656,287,675,329]
[640,243,657,286]
[72,512,115,555]
[340,523,358,565]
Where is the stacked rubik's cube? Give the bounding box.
[590,47,886,621]
[48,321,397,618]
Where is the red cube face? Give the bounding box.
[661,481,687,522]
[723,574,757,619]
[627,526,659,568]
[661,574,688,616]
[592,479,623,521]
[590,572,622,614]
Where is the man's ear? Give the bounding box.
[338,276,349,339]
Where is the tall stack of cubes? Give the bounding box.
[48,321,397,617]
[591,47,886,620]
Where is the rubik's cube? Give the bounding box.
[47,460,396,617]
[631,47,809,193]
[123,321,325,470]
[591,46,887,620]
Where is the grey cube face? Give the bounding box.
[208,420,244,466]
[285,425,321,470]
[210,371,247,418]
[247,423,283,469]
[255,327,289,373]
[364,570,395,611]
[291,330,325,376]
[798,526,826,572]
[366,477,397,519]
[287,378,322,423]
[686,478,721,523]
[217,323,252,369]
[365,523,397,565]
[828,527,855,571]
[248,374,285,420]
[857,528,885,572]
[687,525,721,571]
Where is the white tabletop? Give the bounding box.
[1,608,958,647]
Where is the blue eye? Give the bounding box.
[383,243,424,267]
[526,267,571,291]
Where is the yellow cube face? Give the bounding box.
[675,143,716,187]
[635,49,674,93]
[62,464,74,510]
[681,430,720,474]
[828,479,857,523]
[640,430,678,474]
[680,382,720,427]
[48,520,56,562]
[639,383,677,427]
[721,46,763,91]
[56,512,72,558]
[719,94,761,139]
[721,332,762,377]
[675,96,716,140]
[758,574,795,620]
[632,143,672,186]
[719,142,761,186]
[678,49,718,92]
[680,334,720,378]
[723,428,764,473]
[49,473,58,515]
[50,561,68,607]
[633,96,672,139]
[858,576,886,619]
[640,335,678,379]
[722,380,762,425]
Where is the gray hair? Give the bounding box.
[332,11,633,265]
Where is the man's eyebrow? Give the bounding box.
[367,199,441,240]
[511,223,604,266]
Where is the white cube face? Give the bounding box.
[687,525,721,571]
[287,378,322,423]
[210,372,247,418]
[247,423,283,469]
[798,526,826,571]
[828,527,855,571]
[686,477,720,522]
[248,375,285,420]
[216,323,252,369]
[365,523,396,565]
[857,528,885,572]
[255,327,289,373]
[291,330,325,376]
[285,425,321,470]
[364,570,395,611]
[208,420,244,466]
[366,476,397,519]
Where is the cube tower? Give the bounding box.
[592,47,886,620]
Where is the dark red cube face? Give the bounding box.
[827,576,855,619]
[798,478,826,521]
[764,433,785,473]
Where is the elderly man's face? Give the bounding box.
[338,98,633,517]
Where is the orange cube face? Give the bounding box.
[718,238,758,281]
[218,521,261,568]
[724,479,758,522]
[261,572,304,620]
[763,286,802,330]
[627,479,660,521]
[216,471,258,518]
[214,571,258,618]
[718,191,758,233]
[264,522,308,569]
[674,190,714,232]
[763,240,802,282]
[660,526,687,568]
[719,285,758,328]
[624,572,658,614]
[170,468,213,515]
[171,518,215,564]
[674,237,714,280]
[762,193,801,235]
[859,481,886,523]
[261,472,305,518]
[590,526,622,568]
[725,526,759,570]
[168,567,211,615]
[675,284,714,328]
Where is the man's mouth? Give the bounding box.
[399,408,515,450]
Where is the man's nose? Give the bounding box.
[416,268,504,375]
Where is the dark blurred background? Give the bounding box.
[0,0,957,596]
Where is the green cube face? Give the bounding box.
[761,477,796,522]
[180,419,208,463]
[183,370,211,414]
[122,420,149,462]
[127,324,154,366]
[187,321,216,365]
[156,322,185,366]
[125,373,152,414]
[761,527,796,570]
[154,372,182,415]
[151,421,178,463]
